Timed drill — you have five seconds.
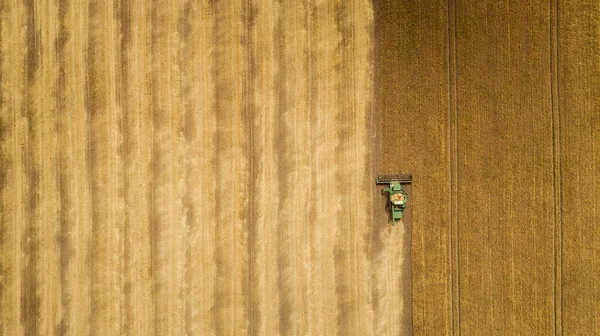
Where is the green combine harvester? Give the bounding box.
[376,174,412,225]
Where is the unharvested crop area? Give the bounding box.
[0,1,411,335]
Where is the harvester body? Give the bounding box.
[376,174,412,225]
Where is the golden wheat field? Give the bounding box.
[0,0,412,335]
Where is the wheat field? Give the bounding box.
[0,1,411,335]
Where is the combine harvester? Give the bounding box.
[376,174,412,225]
